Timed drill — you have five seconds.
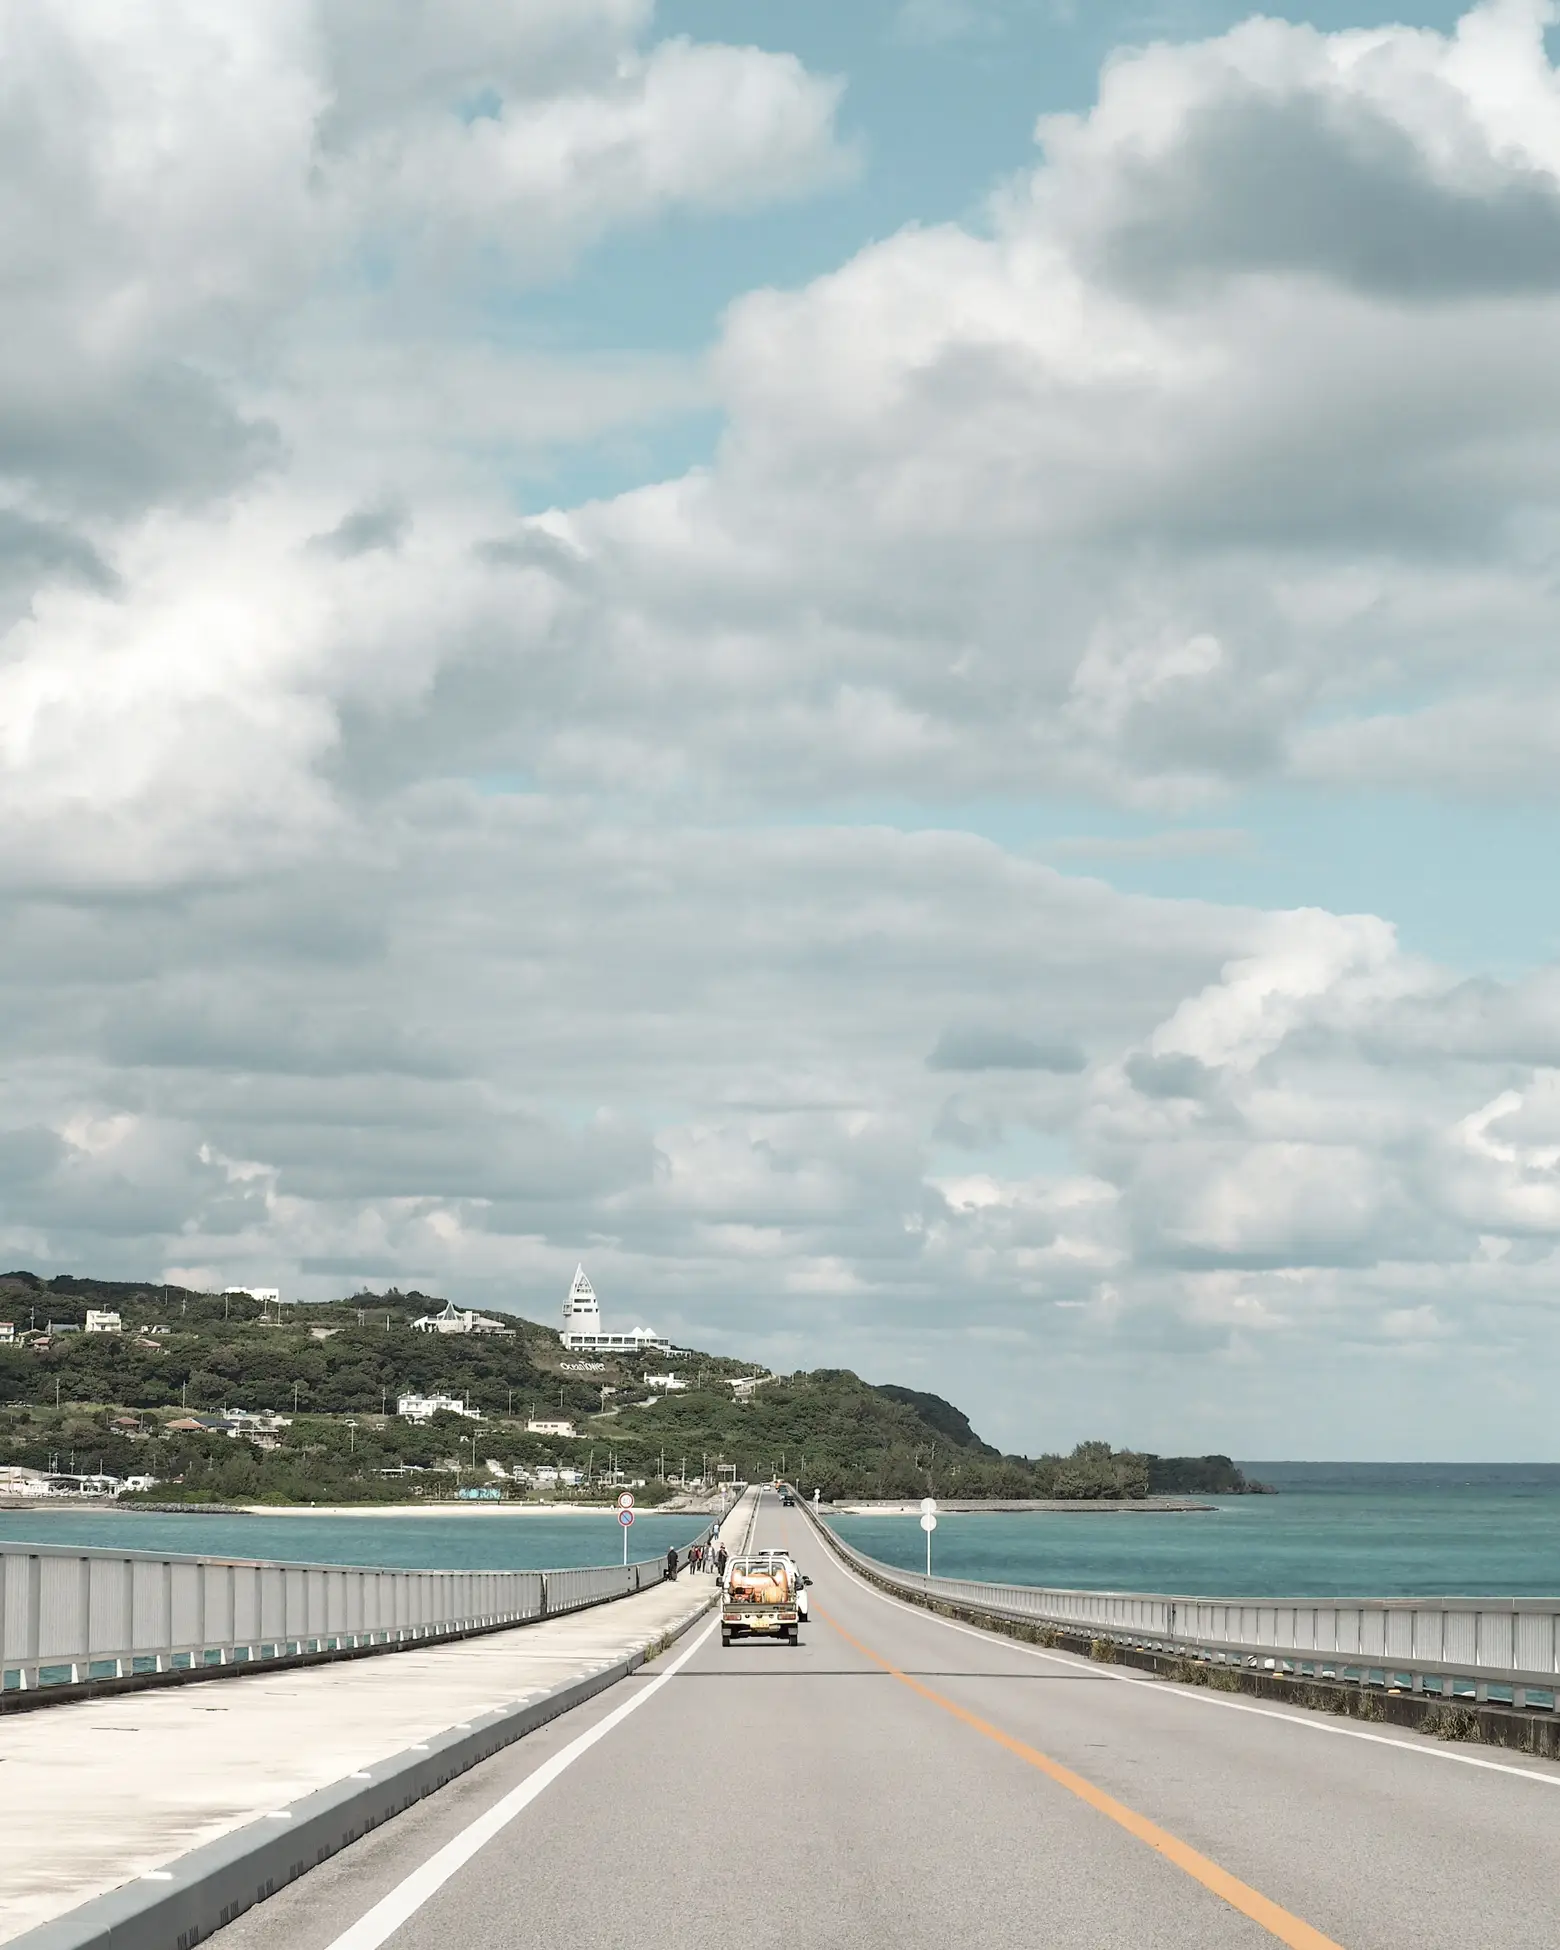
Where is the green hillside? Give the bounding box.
[0,1272,1253,1504]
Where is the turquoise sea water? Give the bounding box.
[831,1464,1560,1599]
[0,1509,711,1571]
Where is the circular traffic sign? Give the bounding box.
[919,1496,937,1514]
[616,1490,634,1509]
[919,1512,937,1533]
[618,1507,635,1526]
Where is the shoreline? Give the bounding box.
[0,1499,724,1519]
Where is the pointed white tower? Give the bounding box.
[562,1264,601,1345]
[559,1262,669,1353]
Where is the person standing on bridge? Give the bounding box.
[666,1544,679,1580]
[715,1542,728,1581]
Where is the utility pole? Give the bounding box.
[293,1380,301,1413]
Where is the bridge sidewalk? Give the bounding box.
[0,1561,722,1945]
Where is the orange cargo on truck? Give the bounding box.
[722,1556,801,1646]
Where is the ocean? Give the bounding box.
[828,1463,1560,1599]
[9,1466,1560,1597]
[0,1508,712,1572]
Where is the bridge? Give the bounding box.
[6,1489,1560,1948]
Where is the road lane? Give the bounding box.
[216,1492,1560,1950]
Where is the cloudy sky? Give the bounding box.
[9,0,1560,1458]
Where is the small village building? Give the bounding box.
[525,1415,578,1438]
[397,1391,483,1423]
[85,1310,122,1333]
[0,1465,49,1496]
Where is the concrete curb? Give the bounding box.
[7,1593,716,1950]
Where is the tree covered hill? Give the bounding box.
[0,1272,1254,1502]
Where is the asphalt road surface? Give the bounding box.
[218,1491,1560,1950]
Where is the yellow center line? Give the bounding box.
[815,1601,1345,1950]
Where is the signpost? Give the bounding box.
[618,1490,635,1564]
[919,1496,938,1579]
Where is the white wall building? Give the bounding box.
[643,1373,687,1391]
[85,1310,122,1333]
[397,1392,483,1423]
[560,1265,669,1354]
[525,1416,578,1438]
[411,1300,512,1336]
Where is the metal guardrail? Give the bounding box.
[0,1541,676,1693]
[803,1504,1560,1711]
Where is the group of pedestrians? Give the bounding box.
[665,1538,729,1581]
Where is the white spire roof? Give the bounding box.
[564,1264,599,1323]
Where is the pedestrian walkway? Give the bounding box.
[0,1505,745,1946]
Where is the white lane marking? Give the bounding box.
[818,1537,1560,1791]
[320,1617,718,1950]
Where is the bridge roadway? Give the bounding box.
[218,1491,1560,1950]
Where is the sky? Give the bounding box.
[7,0,1560,1459]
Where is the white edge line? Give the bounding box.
[320,1615,719,1950]
[817,1530,1560,1792]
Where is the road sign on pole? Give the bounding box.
[919,1496,937,1514]
[617,1490,634,1510]
[619,1503,634,1564]
[919,1508,937,1577]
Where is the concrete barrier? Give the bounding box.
[798,1499,1560,1710]
[1,1535,714,1707]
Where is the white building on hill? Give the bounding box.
[560,1266,669,1355]
[397,1391,483,1423]
[411,1299,512,1336]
